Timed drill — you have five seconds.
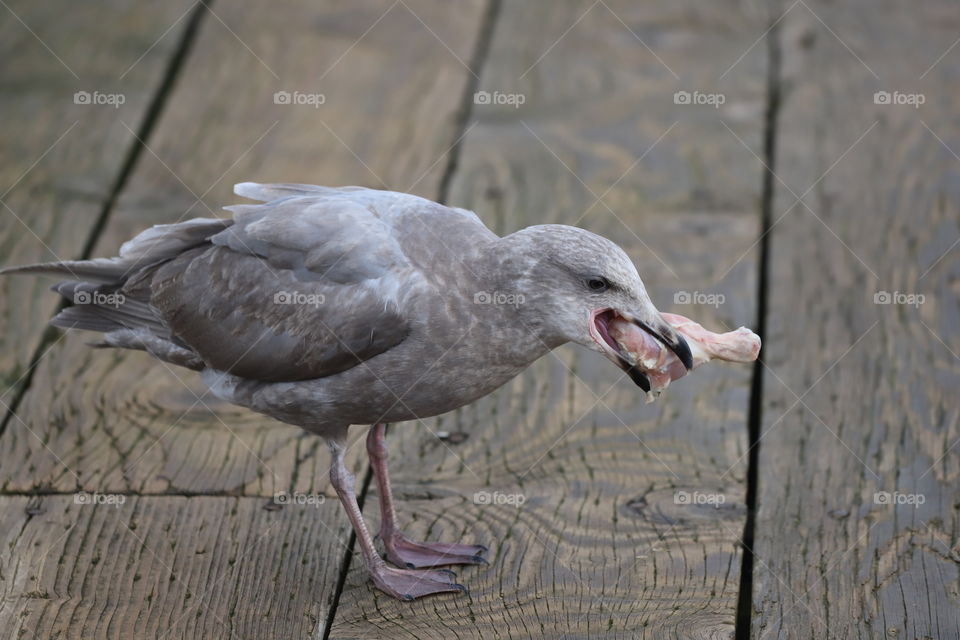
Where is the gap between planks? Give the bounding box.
[735,6,783,640]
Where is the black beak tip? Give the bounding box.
[673,336,694,371]
[624,365,651,392]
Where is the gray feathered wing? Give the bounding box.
[1,184,420,382]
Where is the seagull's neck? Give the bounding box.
[475,233,568,354]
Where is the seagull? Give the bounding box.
[2,183,759,600]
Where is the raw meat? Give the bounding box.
[607,312,760,402]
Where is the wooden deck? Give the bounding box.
[0,1,957,638]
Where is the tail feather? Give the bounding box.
[0,217,231,284]
[52,282,165,326]
[94,329,204,370]
[50,307,124,333]
[50,285,169,337]
[0,258,130,283]
[0,216,224,371]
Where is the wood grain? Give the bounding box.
[751,1,960,637]
[331,1,767,637]
[0,495,350,639]
[0,0,196,395]
[0,0,488,497]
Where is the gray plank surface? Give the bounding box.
[0,495,348,639]
[752,0,960,637]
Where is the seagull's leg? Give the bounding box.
[366,423,488,568]
[327,434,466,600]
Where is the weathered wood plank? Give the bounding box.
[331,1,767,637]
[0,495,349,639]
[0,0,196,393]
[0,0,487,496]
[752,1,960,637]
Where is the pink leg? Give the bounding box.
[367,423,488,569]
[328,436,466,600]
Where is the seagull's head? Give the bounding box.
[499,224,692,391]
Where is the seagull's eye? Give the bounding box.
[587,276,609,292]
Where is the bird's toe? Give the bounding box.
[370,565,468,600]
[384,533,490,568]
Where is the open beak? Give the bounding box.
[589,308,694,392]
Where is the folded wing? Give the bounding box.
[149,187,422,381]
